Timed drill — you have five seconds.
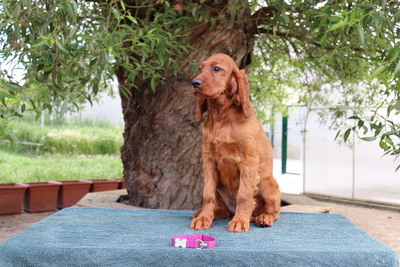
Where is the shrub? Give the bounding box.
[0,118,123,155]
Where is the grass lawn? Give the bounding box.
[0,151,123,183]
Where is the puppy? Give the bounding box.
[190,53,281,232]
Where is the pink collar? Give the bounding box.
[171,235,216,249]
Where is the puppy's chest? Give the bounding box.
[211,140,241,192]
[203,123,243,163]
[211,139,239,157]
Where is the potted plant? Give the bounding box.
[19,182,61,213]
[87,179,120,192]
[0,183,28,215]
[114,178,126,189]
[54,180,92,209]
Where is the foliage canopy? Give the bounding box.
[1,0,400,163]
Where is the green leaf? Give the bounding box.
[357,119,364,129]
[67,2,77,22]
[0,22,7,30]
[150,77,156,91]
[379,140,389,150]
[334,130,341,141]
[350,11,357,21]
[35,112,41,121]
[31,38,49,48]
[394,60,400,75]
[55,38,68,53]
[322,68,332,78]
[328,20,347,32]
[112,8,120,20]
[148,28,157,35]
[5,82,22,91]
[377,38,388,48]
[357,26,365,46]
[100,50,109,66]
[282,13,290,24]
[126,15,138,25]
[29,99,36,110]
[369,65,387,81]
[111,48,122,59]
[119,87,129,99]
[360,136,377,141]
[344,128,352,142]
[362,125,368,135]
[383,131,400,136]
[395,100,400,110]
[348,115,361,120]
[43,65,54,72]
[92,83,99,95]
[390,47,400,61]
[72,102,80,112]
[40,90,51,101]
[356,3,375,8]
[294,0,302,8]
[395,165,400,173]
[3,4,11,17]
[60,102,68,117]
[0,91,16,99]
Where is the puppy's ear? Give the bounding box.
[228,74,239,98]
[231,68,252,117]
[196,97,208,122]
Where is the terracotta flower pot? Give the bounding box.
[114,179,126,189]
[19,182,61,213]
[55,180,92,209]
[88,179,120,192]
[0,183,28,215]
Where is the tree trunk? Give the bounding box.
[117,0,256,210]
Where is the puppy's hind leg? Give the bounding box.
[254,174,281,227]
[192,192,232,220]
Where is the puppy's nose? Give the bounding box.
[192,79,202,89]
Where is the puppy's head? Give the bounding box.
[192,53,252,121]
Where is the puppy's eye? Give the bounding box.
[213,66,221,72]
[198,67,202,72]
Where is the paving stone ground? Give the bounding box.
[0,201,399,261]
[326,201,400,260]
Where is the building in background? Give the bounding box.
[69,92,124,127]
[274,105,400,207]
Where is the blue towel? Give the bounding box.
[0,207,398,266]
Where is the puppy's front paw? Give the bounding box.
[192,209,202,218]
[190,216,213,230]
[255,213,279,227]
[228,219,249,232]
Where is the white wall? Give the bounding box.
[303,110,400,205]
[271,106,400,206]
[72,92,124,127]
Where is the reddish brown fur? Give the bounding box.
[190,53,281,232]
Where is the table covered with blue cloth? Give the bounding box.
[0,207,398,266]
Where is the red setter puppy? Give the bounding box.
[190,53,281,232]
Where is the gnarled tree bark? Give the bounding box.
[116,0,256,210]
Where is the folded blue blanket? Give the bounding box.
[0,207,398,266]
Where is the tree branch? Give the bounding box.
[256,27,365,53]
[251,6,279,25]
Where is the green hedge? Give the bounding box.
[0,151,123,183]
[1,119,123,155]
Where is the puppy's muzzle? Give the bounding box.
[192,79,202,89]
